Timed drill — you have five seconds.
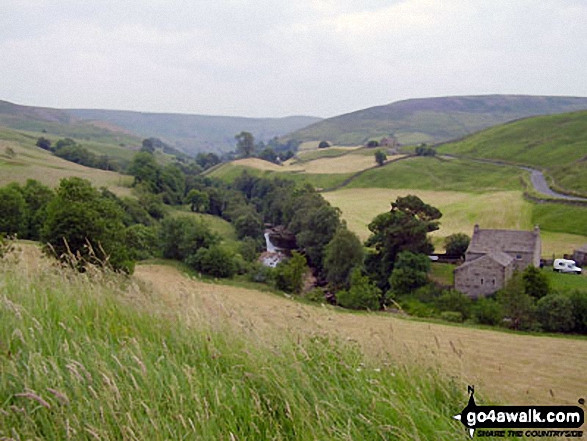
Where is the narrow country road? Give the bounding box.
[442,155,587,202]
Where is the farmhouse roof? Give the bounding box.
[455,251,514,272]
[467,225,540,255]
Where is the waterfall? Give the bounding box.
[264,232,278,253]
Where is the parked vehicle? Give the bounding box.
[553,258,582,274]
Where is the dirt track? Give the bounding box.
[135,264,587,407]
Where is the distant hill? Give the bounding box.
[0,100,140,146]
[66,109,322,155]
[437,109,587,197]
[284,95,587,146]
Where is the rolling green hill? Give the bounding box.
[437,110,587,196]
[284,95,587,146]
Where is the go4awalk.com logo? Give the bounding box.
[453,386,585,438]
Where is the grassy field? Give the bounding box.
[0,136,133,196]
[322,188,587,256]
[437,110,587,196]
[295,146,361,161]
[1,246,475,440]
[135,263,587,409]
[346,156,525,192]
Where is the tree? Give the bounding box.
[187,245,237,278]
[185,189,209,213]
[159,216,217,261]
[434,289,473,320]
[274,251,308,294]
[472,297,503,326]
[496,272,536,330]
[444,233,470,258]
[389,251,430,295]
[336,269,381,310]
[128,151,161,191]
[318,141,331,149]
[41,178,133,273]
[365,195,441,291]
[536,294,574,333]
[141,138,155,153]
[522,266,550,299]
[235,131,255,157]
[323,228,364,291]
[366,140,379,148]
[374,150,387,166]
[0,185,27,237]
[234,212,264,240]
[21,179,54,240]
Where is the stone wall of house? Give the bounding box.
[573,249,587,266]
[455,258,513,298]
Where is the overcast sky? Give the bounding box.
[1,0,586,118]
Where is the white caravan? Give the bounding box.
[553,258,582,274]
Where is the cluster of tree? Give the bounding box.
[232,132,296,163]
[415,144,436,157]
[36,137,121,171]
[318,141,331,149]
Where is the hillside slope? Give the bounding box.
[0,100,140,146]
[285,95,587,146]
[437,110,587,196]
[67,108,322,155]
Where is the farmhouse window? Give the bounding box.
[516,254,522,260]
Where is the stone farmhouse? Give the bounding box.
[454,225,541,298]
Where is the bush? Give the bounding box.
[274,252,307,294]
[159,217,217,261]
[318,141,330,149]
[472,297,503,326]
[536,294,575,333]
[187,246,237,278]
[440,311,464,323]
[304,288,326,303]
[0,185,27,237]
[247,262,275,284]
[336,269,381,310]
[125,224,160,260]
[569,290,587,334]
[434,290,472,320]
[400,298,436,318]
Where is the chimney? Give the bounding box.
[473,224,480,234]
[534,225,540,235]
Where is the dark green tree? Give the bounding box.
[21,179,54,240]
[234,212,264,240]
[365,195,441,291]
[318,141,331,149]
[374,150,387,166]
[0,185,27,237]
[235,131,255,157]
[434,289,473,321]
[41,178,133,273]
[522,266,550,299]
[444,233,470,258]
[536,294,574,333]
[496,272,536,330]
[389,251,430,295]
[323,228,364,291]
[472,297,504,326]
[128,151,161,192]
[185,189,210,213]
[159,216,217,261]
[187,245,237,278]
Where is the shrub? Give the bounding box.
[569,290,587,334]
[400,298,436,318]
[304,288,326,303]
[440,311,464,323]
[536,294,575,333]
[336,269,381,310]
[434,290,472,320]
[159,216,217,261]
[318,141,330,149]
[472,297,503,326]
[187,246,237,278]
